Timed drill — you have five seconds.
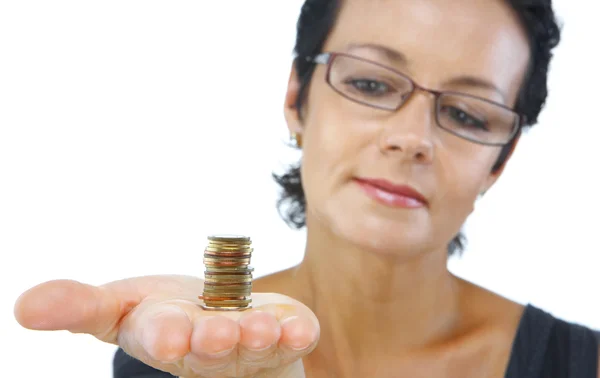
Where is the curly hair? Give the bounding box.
[273,0,562,257]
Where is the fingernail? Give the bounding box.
[287,345,310,352]
[203,346,236,359]
[280,316,300,326]
[246,343,275,352]
[280,316,306,350]
[280,316,318,351]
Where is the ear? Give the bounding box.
[283,63,304,136]
[481,133,522,194]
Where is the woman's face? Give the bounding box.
[285,0,530,256]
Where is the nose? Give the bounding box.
[377,95,435,164]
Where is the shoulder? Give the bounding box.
[456,281,599,377]
[526,305,599,378]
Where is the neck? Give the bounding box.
[288,220,464,374]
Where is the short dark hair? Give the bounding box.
[273,0,561,257]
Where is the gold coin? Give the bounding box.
[204,278,252,285]
[203,300,252,306]
[203,290,251,295]
[203,283,252,291]
[203,274,252,279]
[203,280,252,286]
[206,246,251,251]
[200,293,250,298]
[204,266,254,273]
[203,287,251,291]
[204,253,251,258]
[202,303,252,309]
[204,259,251,266]
[205,243,252,248]
[203,289,251,295]
[203,283,252,290]
[204,254,251,259]
[203,293,252,298]
[203,290,252,296]
[204,264,251,270]
[203,281,252,285]
[207,239,251,248]
[203,262,250,267]
[205,247,252,252]
[203,299,252,306]
[204,248,252,254]
[199,294,250,300]
[203,273,252,279]
[200,304,252,311]
[204,273,251,279]
[208,234,251,242]
[200,234,254,311]
[203,256,251,261]
[204,282,250,287]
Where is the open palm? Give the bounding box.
[14,275,319,378]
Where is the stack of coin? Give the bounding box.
[199,234,254,311]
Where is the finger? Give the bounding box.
[190,315,240,357]
[232,296,319,374]
[13,279,121,339]
[182,311,286,378]
[129,304,193,363]
[122,294,317,377]
[118,299,242,376]
[237,311,282,371]
[13,275,202,343]
[246,294,320,364]
[184,315,241,376]
[278,315,319,364]
[15,278,318,378]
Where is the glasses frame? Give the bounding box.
[306,52,526,147]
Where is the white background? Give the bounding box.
[1,1,599,377]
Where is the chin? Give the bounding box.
[353,223,427,256]
[328,204,434,257]
[308,186,439,256]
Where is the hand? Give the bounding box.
[14,275,320,378]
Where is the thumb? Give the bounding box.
[13,275,201,343]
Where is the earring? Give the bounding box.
[290,132,303,148]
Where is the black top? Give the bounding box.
[113,304,599,377]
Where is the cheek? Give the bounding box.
[436,144,498,206]
[300,109,379,226]
[302,98,373,181]
[425,145,499,244]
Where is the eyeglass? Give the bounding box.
[305,52,525,146]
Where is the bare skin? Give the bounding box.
[15,0,597,377]
[14,275,319,378]
[14,270,522,378]
[275,0,530,374]
[255,267,525,378]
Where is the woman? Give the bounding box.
[14,0,599,377]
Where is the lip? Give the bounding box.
[354,177,428,208]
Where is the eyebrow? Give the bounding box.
[346,42,506,102]
[346,42,408,65]
[443,76,506,102]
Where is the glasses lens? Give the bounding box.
[436,93,518,145]
[328,55,412,110]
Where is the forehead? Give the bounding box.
[323,0,530,103]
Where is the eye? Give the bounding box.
[441,106,489,131]
[345,78,394,97]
